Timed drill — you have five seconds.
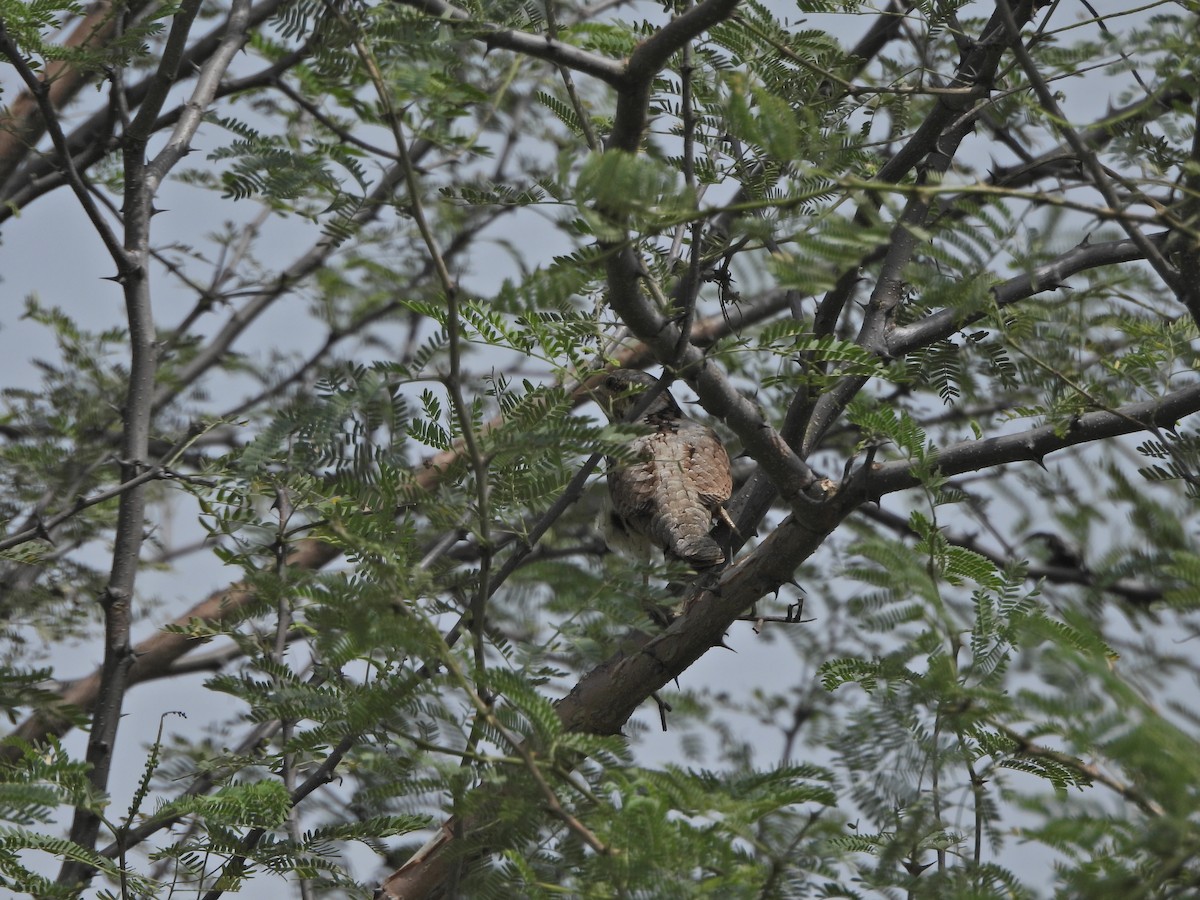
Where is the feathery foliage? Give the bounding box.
[1,0,1200,896]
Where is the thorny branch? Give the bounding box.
[2,1,1197,896]
[0,0,294,215]
[51,0,255,886]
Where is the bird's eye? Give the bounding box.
[605,375,621,392]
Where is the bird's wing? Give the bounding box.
[673,420,732,507]
[606,435,659,521]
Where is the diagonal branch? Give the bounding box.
[0,16,127,269]
[859,504,1165,608]
[857,381,1200,501]
[993,721,1166,817]
[887,232,1170,355]
[0,0,296,213]
[0,0,127,186]
[0,294,791,759]
[560,381,1200,744]
[197,733,357,900]
[398,0,625,85]
[599,0,825,510]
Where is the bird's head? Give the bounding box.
[592,370,682,422]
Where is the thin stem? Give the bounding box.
[337,2,496,682]
[993,721,1166,817]
[53,1,253,886]
[546,0,599,151]
[198,733,357,900]
[398,0,625,85]
[0,17,128,270]
[673,5,703,367]
[994,0,1190,318]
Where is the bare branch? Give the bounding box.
[623,0,741,85]
[858,381,1200,501]
[0,0,123,185]
[859,504,1165,609]
[0,17,127,268]
[888,232,1170,355]
[0,465,184,553]
[398,0,625,85]
[145,0,254,185]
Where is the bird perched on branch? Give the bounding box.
[593,370,733,570]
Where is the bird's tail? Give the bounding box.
[655,509,726,568]
[673,533,726,568]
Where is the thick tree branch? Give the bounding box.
[856,381,1200,501]
[603,245,822,507]
[564,381,1200,738]
[1,539,340,762]
[624,0,741,85]
[888,232,1170,355]
[380,375,1200,893]
[597,0,829,512]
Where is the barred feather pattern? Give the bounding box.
[597,371,732,569]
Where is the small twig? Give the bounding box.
[0,465,167,553]
[994,0,1191,320]
[545,2,599,152]
[273,77,402,160]
[742,613,814,632]
[993,721,1166,817]
[652,692,671,732]
[0,17,128,270]
[334,1,496,684]
[151,163,409,414]
[198,733,357,900]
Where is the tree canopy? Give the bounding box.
[1,0,1199,896]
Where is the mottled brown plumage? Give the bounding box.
[595,370,732,569]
